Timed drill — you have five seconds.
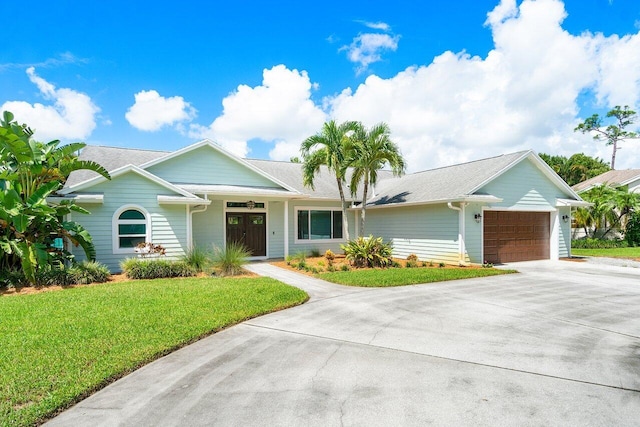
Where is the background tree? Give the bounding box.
[301,120,358,241]
[347,122,405,236]
[574,105,638,170]
[0,111,110,284]
[539,152,610,186]
[574,185,640,239]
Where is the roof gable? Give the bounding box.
[141,140,299,193]
[573,169,640,193]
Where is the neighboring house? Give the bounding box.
[572,169,640,194]
[57,140,587,271]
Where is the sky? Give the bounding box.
[2,0,640,172]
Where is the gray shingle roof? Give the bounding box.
[367,151,531,206]
[572,169,640,192]
[66,145,168,187]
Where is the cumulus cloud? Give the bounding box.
[125,90,196,131]
[325,0,640,171]
[190,65,327,159]
[341,33,400,73]
[1,67,99,141]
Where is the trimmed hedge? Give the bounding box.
[120,258,197,280]
[0,261,111,288]
[571,238,629,249]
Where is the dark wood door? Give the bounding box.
[226,213,266,256]
[484,211,550,264]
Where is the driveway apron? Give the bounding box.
[47,260,640,426]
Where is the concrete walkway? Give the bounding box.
[47,261,640,426]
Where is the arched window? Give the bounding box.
[113,206,149,253]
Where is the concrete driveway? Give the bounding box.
[47,261,640,426]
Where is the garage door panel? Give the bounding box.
[483,211,550,263]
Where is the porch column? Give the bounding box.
[284,200,289,258]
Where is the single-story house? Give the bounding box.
[57,140,588,271]
[572,169,640,194]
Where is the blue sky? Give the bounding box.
[2,0,640,171]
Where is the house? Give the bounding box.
[57,140,587,271]
[572,169,640,194]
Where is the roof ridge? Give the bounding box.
[404,150,529,176]
[85,145,171,153]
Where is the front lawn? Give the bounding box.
[319,266,515,287]
[0,277,307,427]
[572,247,640,260]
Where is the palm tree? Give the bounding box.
[348,122,405,236]
[301,120,358,240]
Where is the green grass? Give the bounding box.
[572,247,640,259]
[318,267,515,287]
[0,277,307,426]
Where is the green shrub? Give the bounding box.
[35,268,75,286]
[625,211,640,246]
[439,262,445,268]
[0,269,29,288]
[310,249,321,257]
[69,261,111,284]
[327,265,336,272]
[571,238,628,249]
[121,258,196,279]
[391,260,402,268]
[317,260,325,267]
[341,235,393,268]
[406,260,418,268]
[340,264,350,272]
[212,242,251,276]
[181,246,211,272]
[421,261,428,267]
[407,253,418,262]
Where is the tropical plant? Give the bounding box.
[574,185,640,239]
[301,120,359,241]
[212,241,251,276]
[574,105,638,170]
[539,152,610,186]
[120,258,196,279]
[625,211,640,246]
[0,112,111,284]
[347,122,405,235]
[341,235,393,268]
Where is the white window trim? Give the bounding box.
[294,206,346,244]
[112,204,151,254]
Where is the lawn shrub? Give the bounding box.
[121,258,196,279]
[212,242,251,276]
[324,249,335,266]
[69,261,111,284]
[310,249,321,257]
[181,246,211,272]
[406,254,418,268]
[625,211,640,246]
[341,235,393,268]
[571,238,628,249]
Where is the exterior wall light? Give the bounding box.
[474,213,482,223]
[246,200,255,210]
[562,214,570,223]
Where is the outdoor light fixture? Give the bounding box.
[562,214,570,223]
[246,200,255,210]
[474,213,482,223]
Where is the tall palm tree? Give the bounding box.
[301,120,358,240]
[348,122,405,236]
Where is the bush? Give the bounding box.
[69,261,111,284]
[121,258,196,280]
[212,242,251,276]
[324,249,335,265]
[439,262,445,268]
[625,211,640,246]
[406,260,417,268]
[571,238,628,249]
[310,249,321,257]
[407,254,418,262]
[341,235,393,268]
[181,246,211,272]
[340,264,350,272]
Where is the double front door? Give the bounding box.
[226,213,266,256]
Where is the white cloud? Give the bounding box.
[325,0,640,171]
[125,90,196,132]
[1,67,99,141]
[341,33,400,73]
[361,21,391,32]
[191,65,327,159]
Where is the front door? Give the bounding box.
[226,213,266,256]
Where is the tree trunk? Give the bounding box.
[336,176,350,241]
[360,175,369,236]
[611,140,617,170]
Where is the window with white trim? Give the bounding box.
[115,208,148,251]
[296,209,343,241]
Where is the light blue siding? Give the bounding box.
[558,207,571,257]
[464,203,484,263]
[477,160,571,209]
[192,200,225,251]
[72,172,187,272]
[366,204,460,264]
[268,201,285,258]
[147,145,281,187]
